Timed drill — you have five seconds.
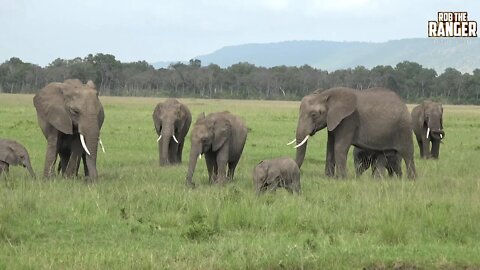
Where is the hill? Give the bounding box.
[192,38,480,73]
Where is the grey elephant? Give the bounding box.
[290,87,416,179]
[353,147,402,178]
[152,98,191,165]
[0,139,35,177]
[33,79,105,181]
[185,111,247,187]
[253,157,301,194]
[411,101,445,159]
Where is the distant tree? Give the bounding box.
[0,54,479,103]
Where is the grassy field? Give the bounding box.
[1,93,480,269]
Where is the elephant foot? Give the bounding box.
[185,180,196,189]
[216,177,227,186]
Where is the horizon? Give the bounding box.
[2,0,479,66]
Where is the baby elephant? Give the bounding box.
[253,157,301,194]
[0,139,35,177]
[353,147,402,178]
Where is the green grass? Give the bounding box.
[1,94,480,269]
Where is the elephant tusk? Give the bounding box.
[173,134,179,144]
[99,138,105,153]
[294,135,309,148]
[80,134,91,156]
[426,127,430,139]
[156,135,162,142]
[286,138,296,146]
[439,133,443,139]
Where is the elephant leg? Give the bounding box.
[44,134,59,178]
[291,172,301,194]
[372,155,387,179]
[333,142,350,179]
[215,148,229,184]
[0,161,9,174]
[386,165,394,177]
[205,152,216,184]
[177,141,185,164]
[58,150,70,175]
[415,136,424,158]
[421,139,431,159]
[392,157,403,178]
[332,127,354,179]
[65,138,83,177]
[354,155,368,177]
[325,131,335,177]
[65,154,81,177]
[431,140,440,159]
[82,153,89,177]
[227,159,239,181]
[398,147,416,180]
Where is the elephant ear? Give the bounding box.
[418,103,426,126]
[152,103,163,133]
[0,144,16,165]
[33,84,73,134]
[98,105,105,128]
[439,104,444,129]
[326,89,357,131]
[212,118,231,152]
[254,160,268,180]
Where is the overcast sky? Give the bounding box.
[1,0,478,66]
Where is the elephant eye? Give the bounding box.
[70,107,80,115]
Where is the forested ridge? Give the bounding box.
[1,54,479,104]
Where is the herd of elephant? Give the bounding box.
[0,79,445,194]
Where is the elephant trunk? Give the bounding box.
[295,119,310,168]
[24,158,36,178]
[427,117,444,140]
[160,124,175,165]
[186,144,201,187]
[80,117,100,181]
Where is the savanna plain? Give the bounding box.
[1,94,480,269]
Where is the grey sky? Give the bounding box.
[1,0,478,66]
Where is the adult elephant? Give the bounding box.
[290,87,416,179]
[152,98,191,165]
[0,139,35,177]
[185,111,247,187]
[33,79,105,181]
[411,101,445,159]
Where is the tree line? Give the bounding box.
[1,53,479,104]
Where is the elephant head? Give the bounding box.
[0,139,35,177]
[419,101,444,140]
[185,112,231,185]
[253,161,278,194]
[152,99,188,165]
[34,79,104,179]
[292,88,357,167]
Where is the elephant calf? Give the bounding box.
[253,157,301,194]
[186,111,247,187]
[0,139,35,177]
[353,147,402,178]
